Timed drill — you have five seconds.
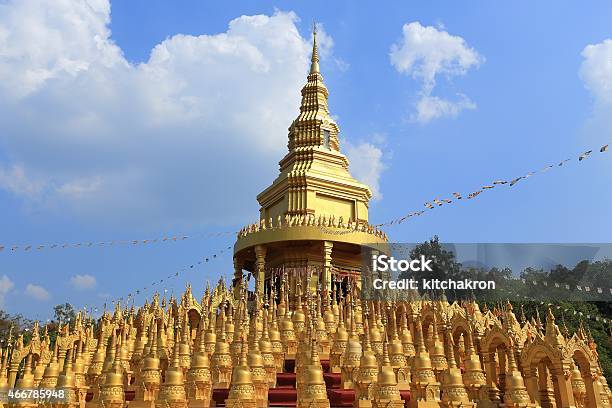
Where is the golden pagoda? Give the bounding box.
[0,24,609,408]
[233,25,388,299]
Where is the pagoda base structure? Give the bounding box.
[234,226,388,302]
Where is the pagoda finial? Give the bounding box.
[310,21,320,74]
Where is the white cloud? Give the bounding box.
[25,284,51,301]
[0,165,45,198]
[344,139,386,200]
[0,1,340,228]
[0,0,123,100]
[0,275,14,307]
[69,274,97,290]
[415,94,476,124]
[580,39,612,106]
[390,22,483,123]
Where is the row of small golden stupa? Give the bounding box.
[237,214,388,240]
[0,275,610,408]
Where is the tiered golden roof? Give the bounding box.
[256,26,372,224]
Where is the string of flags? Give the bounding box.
[0,231,234,255]
[91,244,233,312]
[376,143,609,227]
[2,142,609,255]
[497,286,610,325]
[501,274,612,297]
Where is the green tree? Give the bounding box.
[0,310,32,339]
[53,303,76,325]
[400,236,462,282]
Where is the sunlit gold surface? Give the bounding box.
[0,25,609,408]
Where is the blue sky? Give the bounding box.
[0,0,611,319]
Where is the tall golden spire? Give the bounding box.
[254,20,374,223]
[310,22,320,75]
[288,22,334,152]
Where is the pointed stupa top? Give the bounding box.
[310,22,320,74]
[287,21,336,152]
